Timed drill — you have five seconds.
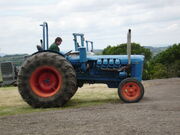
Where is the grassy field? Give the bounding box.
[0,85,120,116]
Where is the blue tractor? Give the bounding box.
[17,22,145,108]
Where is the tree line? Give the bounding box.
[102,43,180,80]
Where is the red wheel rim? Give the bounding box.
[121,82,141,101]
[30,66,62,97]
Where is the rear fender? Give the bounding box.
[31,50,65,57]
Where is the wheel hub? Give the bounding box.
[30,66,62,97]
[122,82,141,100]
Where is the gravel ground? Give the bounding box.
[0,78,180,135]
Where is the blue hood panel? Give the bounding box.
[69,55,144,64]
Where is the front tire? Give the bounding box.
[118,78,144,103]
[17,52,77,108]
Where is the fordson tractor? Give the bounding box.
[17,22,145,108]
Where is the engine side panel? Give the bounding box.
[69,55,144,88]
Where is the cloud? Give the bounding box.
[0,0,180,54]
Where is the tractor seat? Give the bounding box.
[36,45,44,51]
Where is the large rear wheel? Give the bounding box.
[17,52,77,108]
[118,78,144,103]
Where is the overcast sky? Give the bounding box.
[0,0,180,54]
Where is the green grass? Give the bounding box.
[0,86,16,90]
[0,84,120,116]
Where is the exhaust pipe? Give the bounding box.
[127,29,131,65]
[40,22,49,50]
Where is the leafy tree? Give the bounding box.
[154,43,180,65]
[151,43,180,78]
[151,63,168,79]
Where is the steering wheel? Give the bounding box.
[64,50,73,56]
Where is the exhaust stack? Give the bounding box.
[40,22,49,50]
[127,29,131,65]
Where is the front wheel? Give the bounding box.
[118,78,144,103]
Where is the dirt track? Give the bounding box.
[0,78,180,135]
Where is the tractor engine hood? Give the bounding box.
[87,55,144,64]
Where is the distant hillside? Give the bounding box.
[100,45,168,56]
[0,54,28,66]
[143,46,169,56]
[94,49,103,55]
[89,46,169,56]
